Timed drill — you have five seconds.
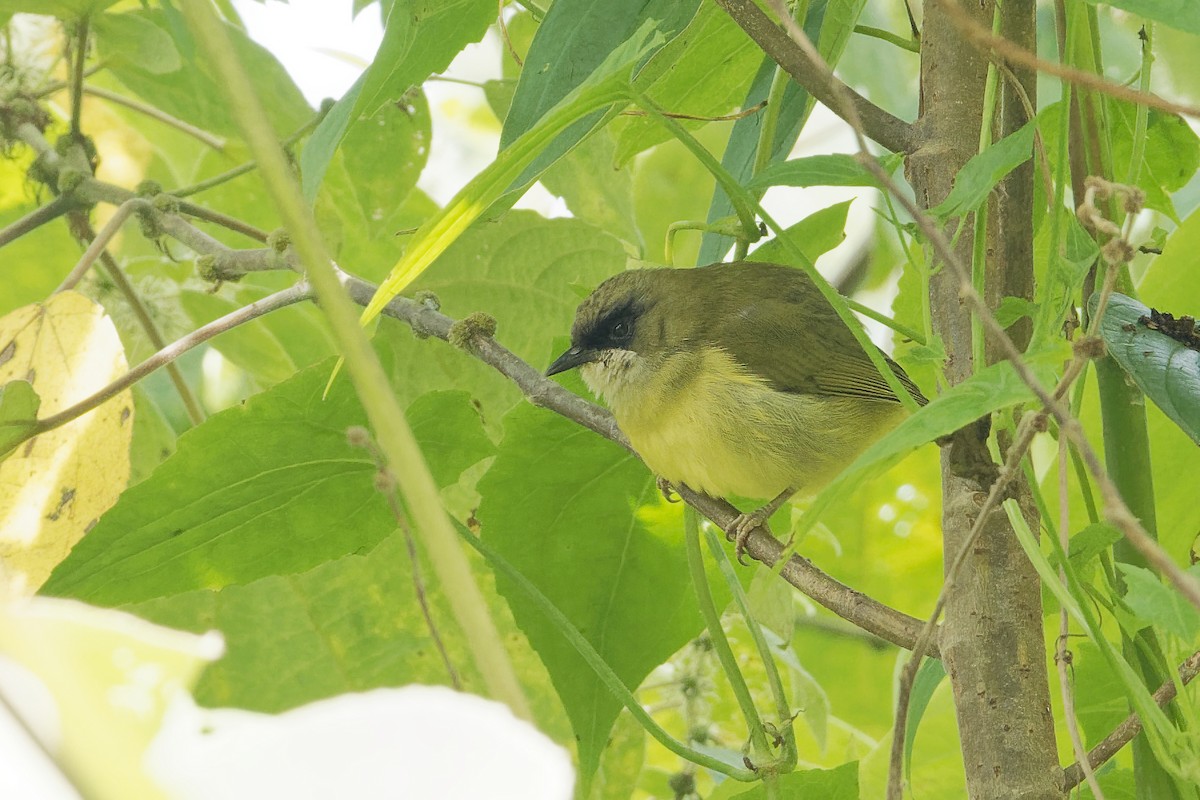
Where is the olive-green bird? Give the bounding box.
[546,261,927,556]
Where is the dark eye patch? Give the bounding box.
[581,299,640,349]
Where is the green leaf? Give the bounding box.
[302,0,490,201]
[108,9,310,139]
[477,405,712,789]
[92,11,181,75]
[0,380,38,459]
[747,200,851,266]
[1040,98,1200,222]
[1091,292,1200,445]
[747,153,902,192]
[0,0,119,15]
[904,658,947,783]
[40,356,494,606]
[994,295,1037,329]
[501,0,699,148]
[1067,523,1122,570]
[1082,0,1200,36]
[1117,564,1200,640]
[726,762,858,799]
[611,3,761,165]
[930,120,1036,219]
[358,0,493,118]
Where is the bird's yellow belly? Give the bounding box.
[608,348,904,500]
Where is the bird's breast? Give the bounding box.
[600,347,904,500]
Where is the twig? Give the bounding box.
[854,25,920,54]
[174,109,328,198]
[55,199,144,292]
[713,0,918,154]
[69,16,88,140]
[350,427,462,690]
[25,283,310,438]
[498,0,523,68]
[620,100,767,122]
[1061,650,1200,791]
[178,200,269,243]
[81,85,226,150]
[0,196,74,249]
[929,0,1200,120]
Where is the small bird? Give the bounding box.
[546,261,927,559]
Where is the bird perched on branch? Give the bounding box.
[547,261,926,560]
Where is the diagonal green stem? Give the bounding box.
[685,508,779,791]
[458,522,759,782]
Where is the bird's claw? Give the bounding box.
[656,476,679,503]
[726,511,768,566]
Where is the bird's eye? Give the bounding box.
[611,320,630,339]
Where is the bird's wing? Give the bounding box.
[709,276,927,406]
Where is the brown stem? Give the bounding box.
[1061,650,1200,791]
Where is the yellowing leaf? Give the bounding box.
[0,595,221,800]
[0,291,132,593]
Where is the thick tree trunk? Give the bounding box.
[907,1,1061,797]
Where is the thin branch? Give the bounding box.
[930,0,1200,120]
[174,109,328,198]
[1062,650,1200,791]
[178,200,269,243]
[69,16,88,140]
[854,25,920,54]
[498,0,523,68]
[26,283,311,438]
[713,0,919,154]
[0,195,74,249]
[81,86,227,150]
[56,199,144,292]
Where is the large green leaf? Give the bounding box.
[477,403,720,789]
[1040,97,1200,222]
[40,359,494,605]
[1092,292,1200,445]
[93,11,181,74]
[1118,563,1200,640]
[108,8,310,139]
[300,0,489,201]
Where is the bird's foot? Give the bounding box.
[656,476,679,503]
[726,509,770,566]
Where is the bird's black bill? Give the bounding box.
[546,346,598,377]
